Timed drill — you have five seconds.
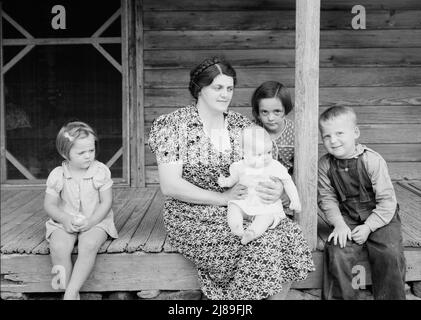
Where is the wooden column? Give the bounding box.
[294,0,320,250]
[134,0,145,187]
[0,2,6,183]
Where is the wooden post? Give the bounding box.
[134,0,145,187]
[0,2,6,183]
[121,0,131,185]
[294,0,320,250]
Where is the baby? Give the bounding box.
[218,126,301,244]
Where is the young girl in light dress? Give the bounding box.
[44,121,118,300]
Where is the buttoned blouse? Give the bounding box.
[44,160,118,240]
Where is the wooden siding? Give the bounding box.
[141,0,421,183]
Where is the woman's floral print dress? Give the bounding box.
[148,104,315,300]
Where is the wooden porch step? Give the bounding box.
[1,182,421,293]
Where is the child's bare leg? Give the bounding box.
[241,215,274,245]
[227,204,245,237]
[49,229,77,292]
[63,227,107,300]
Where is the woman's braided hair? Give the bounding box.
[188,57,236,99]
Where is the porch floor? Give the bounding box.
[1,182,420,293]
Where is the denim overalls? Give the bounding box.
[322,152,406,300]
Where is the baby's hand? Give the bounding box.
[218,175,229,188]
[289,201,302,213]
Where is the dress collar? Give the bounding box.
[62,160,98,179]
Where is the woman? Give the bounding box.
[148,57,314,300]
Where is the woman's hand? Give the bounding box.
[256,176,284,204]
[222,183,247,205]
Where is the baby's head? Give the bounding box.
[241,126,273,168]
[56,121,98,169]
[319,106,360,160]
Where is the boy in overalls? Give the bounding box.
[318,106,406,300]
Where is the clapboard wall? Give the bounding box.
[141,0,421,184]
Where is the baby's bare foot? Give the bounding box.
[231,226,244,238]
[241,229,256,245]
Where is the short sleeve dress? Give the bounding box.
[149,104,314,300]
[273,118,295,174]
[45,160,118,241]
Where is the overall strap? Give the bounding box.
[327,155,347,202]
[356,152,372,203]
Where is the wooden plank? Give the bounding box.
[145,48,421,69]
[92,8,122,37]
[394,184,421,247]
[398,181,421,197]
[132,0,146,187]
[0,192,44,236]
[1,196,44,239]
[145,143,421,167]
[12,217,50,254]
[344,124,421,144]
[98,188,142,253]
[2,249,420,292]
[3,37,121,46]
[1,11,33,39]
[0,188,15,202]
[92,43,122,73]
[0,2,5,183]
[0,189,41,216]
[105,147,123,168]
[143,10,421,31]
[319,144,421,162]
[388,163,421,181]
[320,87,421,106]
[294,0,320,250]
[143,0,421,10]
[1,253,200,292]
[126,189,165,252]
[106,187,157,253]
[121,0,131,185]
[1,209,48,254]
[322,106,421,124]
[145,87,421,107]
[2,45,35,74]
[409,181,421,190]
[144,67,421,88]
[142,197,167,252]
[145,30,421,50]
[144,122,421,144]
[4,150,36,180]
[31,240,49,255]
[144,105,421,125]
